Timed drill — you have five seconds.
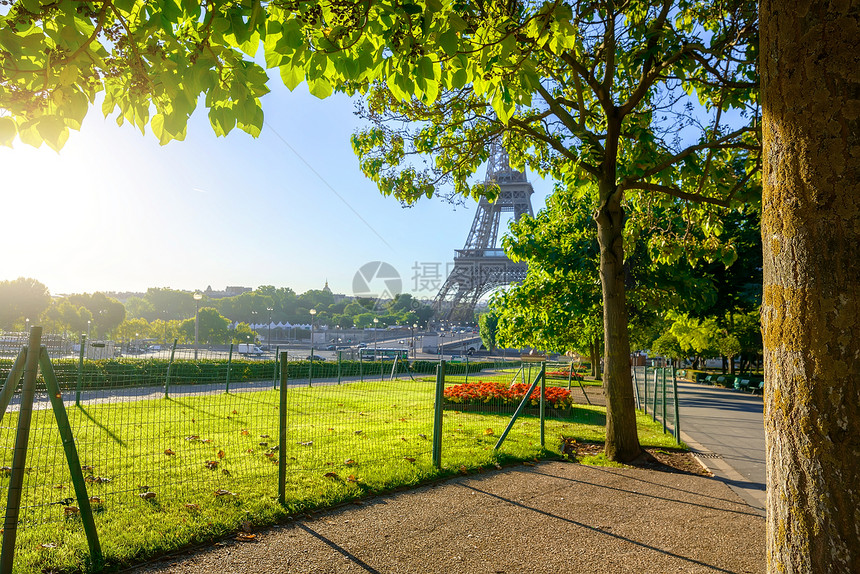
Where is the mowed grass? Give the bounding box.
[0,375,679,572]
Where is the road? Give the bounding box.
[677,379,767,516]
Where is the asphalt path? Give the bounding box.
[676,379,767,516]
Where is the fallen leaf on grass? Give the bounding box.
[344,459,356,466]
[205,461,219,470]
[232,410,238,415]
[484,428,494,436]
[201,439,212,444]
[354,430,363,435]
[214,489,236,497]
[139,492,157,500]
[398,418,407,422]
[459,466,468,475]
[185,435,200,441]
[81,465,94,472]
[40,543,59,549]
[88,497,102,505]
[164,449,175,456]
[494,463,502,470]
[327,428,334,431]
[347,475,357,483]
[246,449,254,454]
[298,441,313,446]
[241,429,250,436]
[0,467,10,475]
[53,484,65,489]
[323,472,342,480]
[184,503,200,511]
[522,462,535,467]
[260,434,270,438]
[222,469,231,476]
[403,457,416,463]
[217,450,226,459]
[63,506,79,516]
[418,434,428,440]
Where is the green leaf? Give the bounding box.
[21,0,42,14]
[0,117,16,147]
[439,29,459,56]
[280,64,304,91]
[36,116,67,151]
[307,77,332,99]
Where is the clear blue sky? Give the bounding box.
[0,82,552,300]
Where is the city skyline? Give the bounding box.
[0,82,552,300]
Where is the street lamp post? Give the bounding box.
[309,309,317,386]
[411,323,418,359]
[267,307,274,348]
[193,291,203,360]
[309,309,317,357]
[373,317,379,359]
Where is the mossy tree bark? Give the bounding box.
[761,1,860,572]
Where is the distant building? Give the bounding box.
[204,285,252,299]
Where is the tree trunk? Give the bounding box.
[595,176,640,462]
[761,2,860,572]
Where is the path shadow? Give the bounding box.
[527,467,762,518]
[296,523,380,573]
[460,483,744,573]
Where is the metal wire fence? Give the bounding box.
[631,365,680,442]
[0,332,608,572]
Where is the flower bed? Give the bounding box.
[443,381,574,410]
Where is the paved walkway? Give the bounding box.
[676,380,766,516]
[127,461,765,574]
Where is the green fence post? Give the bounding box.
[164,338,178,399]
[308,352,313,388]
[337,351,342,385]
[75,334,86,406]
[662,367,668,434]
[495,367,543,451]
[464,355,469,384]
[632,366,640,410]
[652,368,659,422]
[38,348,103,571]
[643,366,649,415]
[539,362,546,448]
[432,361,446,469]
[380,357,385,382]
[225,343,233,393]
[672,365,681,443]
[1,328,43,574]
[278,352,288,505]
[0,349,27,427]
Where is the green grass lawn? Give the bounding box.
[0,377,680,572]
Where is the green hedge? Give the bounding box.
[0,358,521,392]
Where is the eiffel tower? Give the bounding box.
[432,142,534,322]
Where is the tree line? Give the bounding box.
[0,279,434,344]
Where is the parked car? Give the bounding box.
[325,344,336,350]
[306,355,325,361]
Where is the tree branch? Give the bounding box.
[619,182,730,207]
